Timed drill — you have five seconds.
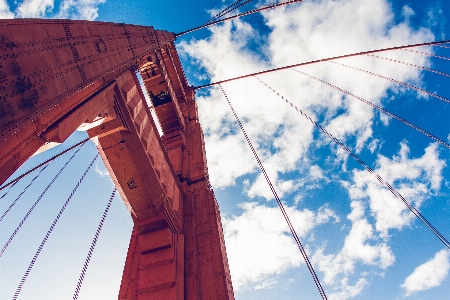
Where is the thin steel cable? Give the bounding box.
[399,48,450,61]
[177,0,303,36]
[12,154,99,300]
[254,75,450,250]
[219,84,328,300]
[0,181,19,202]
[434,44,450,49]
[329,61,450,104]
[291,68,450,150]
[0,138,90,191]
[193,39,450,90]
[0,164,49,223]
[0,144,85,258]
[368,54,450,78]
[207,0,252,24]
[72,188,117,300]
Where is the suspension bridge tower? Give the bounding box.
[0,19,234,299]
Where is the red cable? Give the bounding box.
[368,54,450,78]
[291,68,450,150]
[12,154,99,300]
[73,189,117,300]
[329,61,450,104]
[194,40,450,90]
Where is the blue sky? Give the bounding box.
[1,0,450,299]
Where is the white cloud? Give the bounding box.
[401,249,450,295]
[58,0,106,20]
[347,142,445,237]
[16,0,54,18]
[12,0,104,19]
[95,163,109,177]
[180,0,441,297]
[313,201,394,292]
[329,277,368,300]
[314,142,444,299]
[0,0,13,18]
[310,165,325,180]
[223,202,338,290]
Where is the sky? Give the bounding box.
[1,0,450,299]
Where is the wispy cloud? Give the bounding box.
[223,202,338,290]
[346,143,445,237]
[401,249,450,295]
[8,0,105,20]
[16,0,54,18]
[0,0,14,18]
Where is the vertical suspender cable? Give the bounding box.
[291,68,450,150]
[368,54,450,78]
[72,188,117,300]
[328,61,450,104]
[0,138,90,191]
[219,84,328,300]
[0,143,86,258]
[254,76,450,250]
[12,154,99,300]
[0,164,49,223]
[0,181,19,202]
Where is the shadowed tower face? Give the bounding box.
[0,19,234,300]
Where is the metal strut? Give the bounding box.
[219,84,328,300]
[12,154,99,300]
[73,188,117,300]
[254,76,450,250]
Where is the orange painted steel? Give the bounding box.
[0,19,234,300]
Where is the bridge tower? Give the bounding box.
[0,19,234,299]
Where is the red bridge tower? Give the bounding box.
[0,19,234,300]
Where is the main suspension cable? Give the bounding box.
[0,137,90,191]
[12,154,99,300]
[329,61,450,104]
[254,76,450,250]
[0,143,85,258]
[219,84,328,300]
[0,164,49,223]
[73,188,117,300]
[177,0,303,37]
[291,68,450,150]
[193,40,450,90]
